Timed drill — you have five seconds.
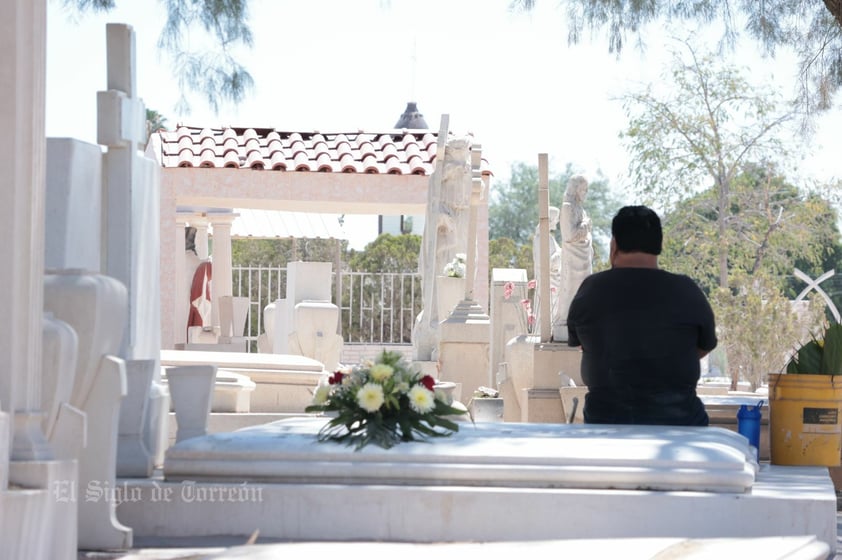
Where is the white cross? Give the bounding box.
[793,268,840,323]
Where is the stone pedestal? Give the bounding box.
[501,336,583,423]
[9,458,78,560]
[439,300,490,398]
[116,359,155,477]
[523,343,582,423]
[288,300,343,371]
[0,487,49,560]
[212,370,256,413]
[275,262,333,354]
[489,268,528,395]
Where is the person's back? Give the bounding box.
[566,205,717,426]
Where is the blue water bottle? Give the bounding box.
[737,401,763,461]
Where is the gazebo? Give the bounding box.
[146,124,492,350]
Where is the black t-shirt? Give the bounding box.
[567,267,717,426]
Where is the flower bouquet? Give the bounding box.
[305,351,466,449]
[443,253,467,278]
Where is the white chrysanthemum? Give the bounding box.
[396,381,410,394]
[369,363,394,382]
[408,385,435,414]
[356,383,385,412]
[312,384,331,405]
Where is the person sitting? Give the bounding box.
[566,205,717,426]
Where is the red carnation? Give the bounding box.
[420,375,435,391]
[329,371,344,385]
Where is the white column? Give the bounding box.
[463,145,484,301]
[209,213,237,331]
[537,154,551,343]
[0,0,52,460]
[192,216,210,260]
[174,215,189,346]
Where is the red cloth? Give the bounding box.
[187,261,213,329]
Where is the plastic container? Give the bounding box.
[737,402,763,461]
[768,373,842,466]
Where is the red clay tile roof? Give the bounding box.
[153,125,491,176]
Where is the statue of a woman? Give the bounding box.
[555,175,592,341]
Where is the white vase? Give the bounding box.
[166,365,216,443]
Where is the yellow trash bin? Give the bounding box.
[768,373,842,466]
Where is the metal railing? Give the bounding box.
[232,265,423,351]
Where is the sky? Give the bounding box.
[45,0,842,248]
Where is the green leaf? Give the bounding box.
[821,324,842,375]
[797,340,824,373]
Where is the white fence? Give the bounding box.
[232,265,423,353]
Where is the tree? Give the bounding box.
[711,271,826,391]
[347,234,422,273]
[145,108,168,148]
[512,0,842,120]
[622,43,795,289]
[232,237,344,268]
[345,234,423,344]
[65,0,253,113]
[488,159,619,282]
[661,162,842,294]
[660,162,842,389]
[489,161,618,257]
[488,237,534,275]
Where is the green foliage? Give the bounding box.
[512,0,842,119]
[145,108,168,138]
[489,162,554,246]
[343,234,422,344]
[786,323,842,375]
[622,43,793,213]
[712,272,826,389]
[347,234,421,273]
[488,161,619,275]
[623,43,796,289]
[67,0,254,113]
[488,237,534,274]
[660,162,842,295]
[231,238,344,267]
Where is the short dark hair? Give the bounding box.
[611,205,662,255]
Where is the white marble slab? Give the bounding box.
[118,461,836,551]
[199,537,831,560]
[160,350,325,372]
[164,417,757,493]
